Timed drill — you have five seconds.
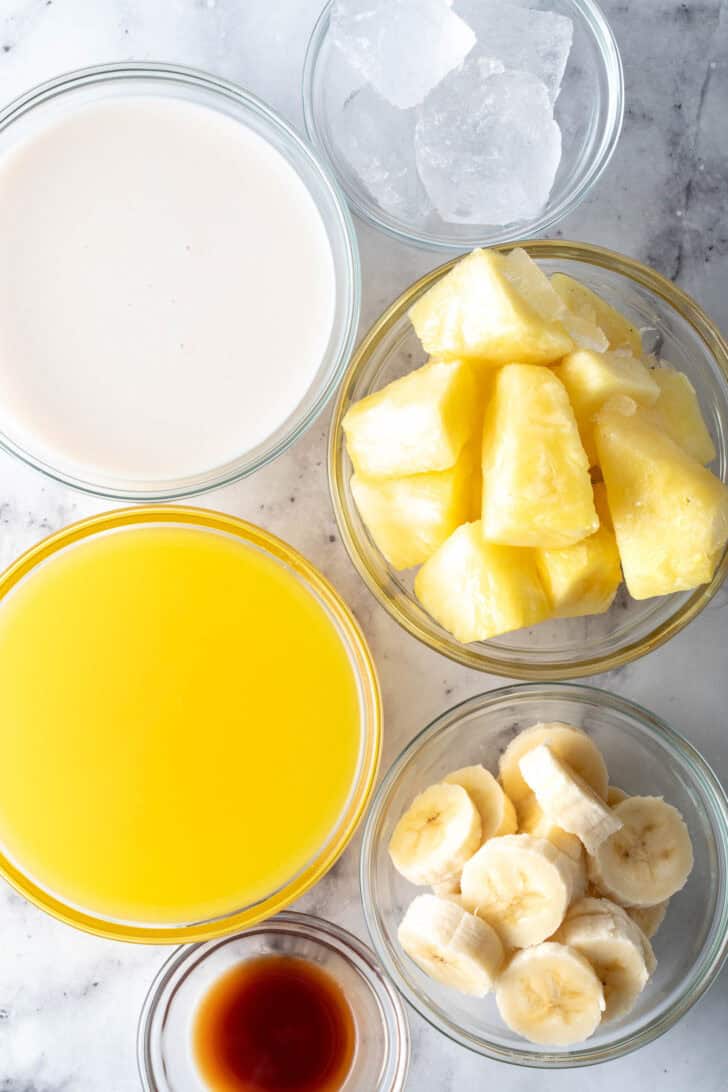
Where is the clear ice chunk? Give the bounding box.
[330,0,476,110]
[453,0,574,103]
[415,56,562,225]
[332,85,432,220]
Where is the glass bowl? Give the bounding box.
[0,506,381,943]
[137,912,410,1091]
[0,63,360,501]
[360,683,728,1068]
[329,240,728,680]
[303,0,623,250]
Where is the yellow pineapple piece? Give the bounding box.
[595,397,728,598]
[551,273,642,356]
[536,484,622,618]
[342,358,478,478]
[414,522,551,643]
[503,248,608,352]
[481,364,597,548]
[641,364,717,465]
[350,445,478,570]
[554,349,660,465]
[408,248,573,366]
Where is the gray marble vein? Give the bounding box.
[0,0,727,1089]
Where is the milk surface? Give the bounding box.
[0,96,336,481]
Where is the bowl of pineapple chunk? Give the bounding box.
[360,683,728,1066]
[330,241,728,678]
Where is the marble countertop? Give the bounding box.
[0,1,726,1089]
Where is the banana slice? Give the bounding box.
[519,744,622,855]
[398,893,504,997]
[499,722,609,805]
[496,942,605,1045]
[554,904,650,1020]
[443,764,517,841]
[607,786,628,806]
[517,793,584,863]
[588,796,693,906]
[565,896,657,976]
[627,900,669,940]
[432,875,461,897]
[461,833,579,948]
[389,783,482,886]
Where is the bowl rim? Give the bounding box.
[0,505,382,943]
[359,681,728,1068]
[136,910,411,1091]
[302,0,625,251]
[0,61,361,501]
[328,239,728,680]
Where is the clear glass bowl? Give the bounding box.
[0,63,360,500]
[0,506,381,943]
[303,0,623,250]
[137,912,410,1091]
[360,683,728,1068]
[329,240,728,680]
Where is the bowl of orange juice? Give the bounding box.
[0,506,381,942]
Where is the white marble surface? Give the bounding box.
[0,1,727,1089]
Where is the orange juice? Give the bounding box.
[0,515,369,931]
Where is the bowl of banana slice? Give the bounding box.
[360,683,728,1067]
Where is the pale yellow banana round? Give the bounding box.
[517,793,584,862]
[443,764,517,841]
[398,893,504,997]
[461,833,579,948]
[389,782,482,886]
[554,906,650,1020]
[587,796,693,907]
[496,942,605,1046]
[499,722,609,805]
[565,896,656,976]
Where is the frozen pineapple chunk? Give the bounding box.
[414,522,551,643]
[503,249,608,352]
[554,349,660,465]
[342,358,478,479]
[551,273,642,356]
[536,484,622,618]
[408,249,573,366]
[641,364,716,465]
[595,397,728,599]
[481,364,597,548]
[351,446,478,570]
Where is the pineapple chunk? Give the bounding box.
[503,248,608,352]
[350,445,478,570]
[551,273,642,356]
[408,248,573,366]
[536,484,622,618]
[554,349,660,465]
[342,358,478,478]
[641,364,717,465]
[595,397,728,599]
[481,364,597,548]
[414,522,550,643]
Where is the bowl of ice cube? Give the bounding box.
[303,0,624,249]
[328,241,728,679]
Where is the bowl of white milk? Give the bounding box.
[0,63,360,499]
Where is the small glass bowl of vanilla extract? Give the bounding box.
[137,912,410,1092]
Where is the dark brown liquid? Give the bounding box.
[193,955,356,1092]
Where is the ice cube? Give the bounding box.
[415,56,562,225]
[454,0,573,103]
[332,85,432,220]
[329,0,476,110]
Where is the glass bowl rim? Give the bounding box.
[136,910,411,1092]
[328,238,728,680]
[0,61,361,501]
[359,681,728,1068]
[0,505,382,943]
[302,0,625,252]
